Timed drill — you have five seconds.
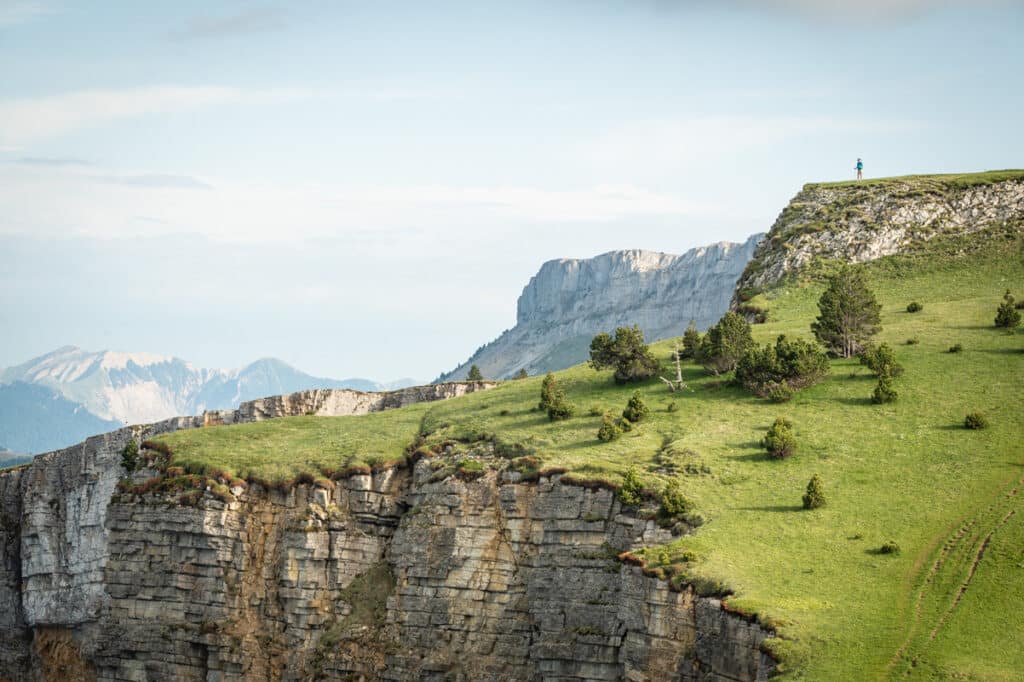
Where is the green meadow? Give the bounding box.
[158,228,1024,680]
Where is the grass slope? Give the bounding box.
[810,168,1024,190]
[157,230,1024,680]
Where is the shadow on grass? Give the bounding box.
[833,396,874,407]
[738,504,804,513]
[934,424,967,431]
[864,548,900,557]
[978,348,1024,355]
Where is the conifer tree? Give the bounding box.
[811,268,882,357]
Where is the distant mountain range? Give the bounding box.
[0,346,419,455]
[437,236,762,381]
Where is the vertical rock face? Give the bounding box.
[734,174,1024,294]
[437,236,763,382]
[0,439,774,681]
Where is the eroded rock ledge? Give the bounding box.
[0,384,774,681]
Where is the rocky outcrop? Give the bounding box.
[438,236,763,381]
[734,172,1024,294]
[0,386,774,681]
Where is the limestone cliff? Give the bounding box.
[0,383,774,681]
[734,171,1024,295]
[438,236,763,381]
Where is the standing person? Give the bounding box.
[856,158,864,180]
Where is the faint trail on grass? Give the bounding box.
[886,478,1022,678]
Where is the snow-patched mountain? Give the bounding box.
[0,347,418,453]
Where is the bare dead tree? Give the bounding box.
[660,342,688,392]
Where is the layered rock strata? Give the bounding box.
[0,393,774,681]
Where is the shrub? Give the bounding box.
[811,267,882,357]
[597,413,622,442]
[906,302,923,313]
[994,290,1021,328]
[736,303,768,324]
[666,400,678,413]
[466,364,484,381]
[680,321,702,360]
[767,383,794,403]
[546,391,575,421]
[699,311,755,375]
[964,412,989,430]
[538,373,557,411]
[121,440,139,472]
[802,474,826,510]
[872,374,898,404]
[588,406,603,417]
[762,417,797,459]
[859,342,904,378]
[948,343,964,353]
[618,467,643,506]
[879,540,901,555]
[906,338,920,345]
[589,325,660,383]
[735,334,830,397]
[622,390,649,423]
[513,369,528,380]
[659,478,692,518]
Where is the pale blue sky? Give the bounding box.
[1,0,1022,380]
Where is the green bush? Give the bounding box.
[735,334,830,397]
[964,412,989,430]
[680,321,702,360]
[467,364,483,381]
[859,342,904,378]
[622,390,649,423]
[588,406,603,417]
[906,338,920,345]
[994,290,1021,328]
[597,413,622,442]
[803,474,826,510]
[619,466,643,506]
[767,383,794,403]
[811,267,882,357]
[513,368,528,380]
[699,311,755,375]
[121,440,139,472]
[872,374,899,404]
[948,343,964,353]
[906,302,923,313]
[879,540,901,555]
[538,373,557,411]
[666,400,678,413]
[659,478,691,518]
[762,417,797,459]
[589,325,660,383]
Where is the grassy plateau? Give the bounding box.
[158,225,1024,680]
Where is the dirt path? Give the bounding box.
[886,478,1022,678]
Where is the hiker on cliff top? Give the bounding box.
[856,158,864,180]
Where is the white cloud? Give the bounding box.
[0,86,308,147]
[0,0,52,27]
[0,162,713,243]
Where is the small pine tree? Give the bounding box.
[811,267,882,358]
[514,368,529,380]
[619,466,643,506]
[467,364,484,381]
[538,372,557,411]
[659,478,691,517]
[802,474,826,510]
[597,412,622,442]
[589,325,660,383]
[872,373,898,404]
[762,417,797,459]
[121,439,139,472]
[859,342,904,378]
[622,390,649,423]
[681,320,702,360]
[699,311,755,375]
[994,290,1022,328]
[964,412,989,430]
[546,386,575,422]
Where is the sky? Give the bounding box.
[1,0,1022,381]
